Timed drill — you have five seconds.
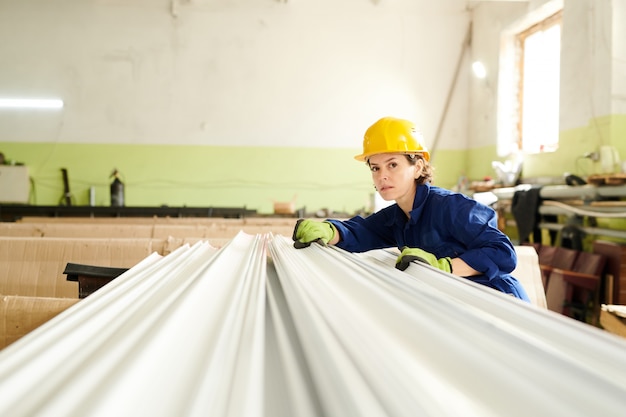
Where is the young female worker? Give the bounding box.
[292,116,530,301]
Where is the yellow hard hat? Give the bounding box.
[354,117,430,162]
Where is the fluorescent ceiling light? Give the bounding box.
[0,98,64,109]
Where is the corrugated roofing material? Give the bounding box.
[1,232,626,416]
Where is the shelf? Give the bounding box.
[0,205,258,222]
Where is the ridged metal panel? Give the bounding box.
[1,232,626,416]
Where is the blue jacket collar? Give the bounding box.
[384,183,431,227]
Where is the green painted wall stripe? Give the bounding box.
[2,114,624,214]
[0,143,374,214]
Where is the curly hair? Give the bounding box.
[405,154,433,184]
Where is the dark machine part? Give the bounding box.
[64,262,129,298]
[110,169,125,207]
[565,174,587,186]
[61,168,72,206]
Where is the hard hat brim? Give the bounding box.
[354,151,430,162]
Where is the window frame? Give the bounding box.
[496,0,564,158]
[515,10,562,154]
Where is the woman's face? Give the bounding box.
[368,153,421,202]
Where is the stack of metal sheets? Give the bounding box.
[1,232,625,416]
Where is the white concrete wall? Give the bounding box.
[560,0,612,130]
[613,0,626,114]
[468,2,528,150]
[469,0,622,153]
[0,0,470,151]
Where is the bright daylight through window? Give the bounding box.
[517,12,562,153]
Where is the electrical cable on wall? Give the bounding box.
[429,21,472,161]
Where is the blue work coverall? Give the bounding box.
[328,183,530,301]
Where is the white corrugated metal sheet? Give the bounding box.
[1,232,626,416]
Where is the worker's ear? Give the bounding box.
[413,158,424,179]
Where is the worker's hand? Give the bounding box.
[292,219,336,249]
[395,247,452,273]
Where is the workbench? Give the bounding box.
[0,204,258,222]
[491,183,626,241]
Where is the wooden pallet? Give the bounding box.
[587,173,626,185]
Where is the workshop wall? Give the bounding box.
[0,142,371,214]
[468,0,626,183]
[3,0,623,213]
[0,0,471,213]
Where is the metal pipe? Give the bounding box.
[492,184,626,200]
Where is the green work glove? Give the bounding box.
[292,219,336,249]
[395,247,452,273]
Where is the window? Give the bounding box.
[516,11,562,153]
[497,4,563,157]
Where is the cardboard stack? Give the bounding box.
[0,217,297,240]
[0,295,79,349]
[0,237,165,298]
[0,235,170,349]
